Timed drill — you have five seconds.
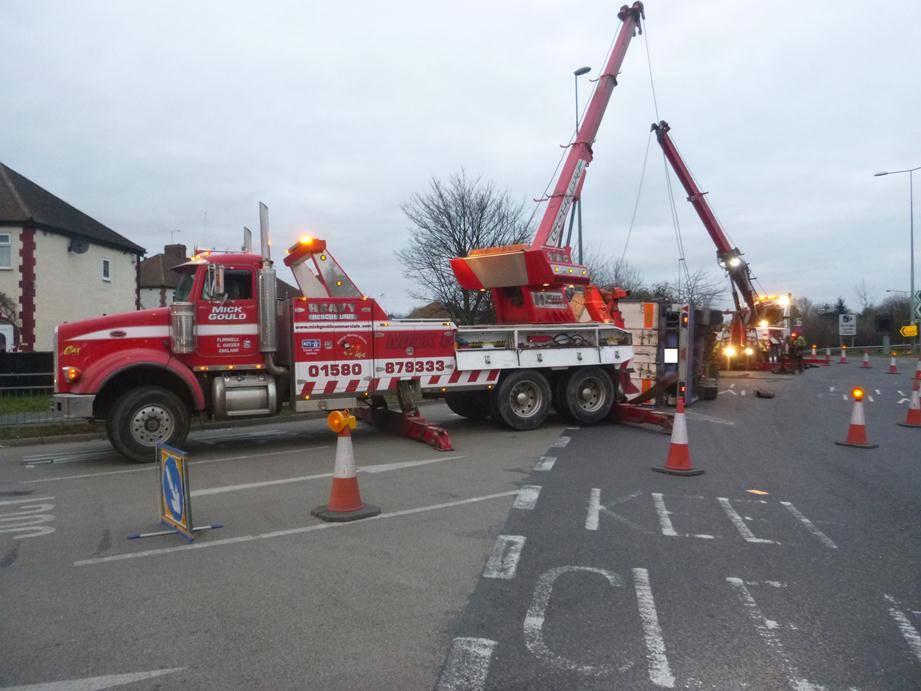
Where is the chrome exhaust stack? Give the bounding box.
[256,202,287,375]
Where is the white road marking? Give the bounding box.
[513,485,541,510]
[718,497,778,544]
[21,450,110,466]
[685,411,735,426]
[633,568,675,688]
[898,390,906,397]
[191,454,464,497]
[741,389,747,396]
[730,383,736,389]
[552,436,571,448]
[437,638,497,691]
[898,398,911,404]
[0,667,186,690]
[875,389,881,395]
[483,535,526,579]
[75,491,519,566]
[652,493,714,540]
[884,594,921,666]
[780,502,837,549]
[0,500,56,539]
[586,488,601,531]
[534,456,556,471]
[829,386,835,392]
[842,394,848,401]
[25,446,329,484]
[719,389,737,396]
[727,578,823,690]
[869,396,875,403]
[651,493,678,537]
[0,496,54,506]
[524,566,628,676]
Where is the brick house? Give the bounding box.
[0,162,145,352]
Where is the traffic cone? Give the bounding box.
[887,355,899,374]
[861,351,871,368]
[811,345,817,358]
[898,389,921,428]
[312,411,381,522]
[914,359,921,381]
[835,390,878,448]
[652,398,704,476]
[825,347,832,366]
[913,378,920,392]
[838,348,848,364]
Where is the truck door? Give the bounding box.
[195,267,261,366]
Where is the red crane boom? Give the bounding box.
[451,3,645,324]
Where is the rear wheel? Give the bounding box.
[557,366,614,425]
[492,369,551,430]
[108,386,190,463]
[444,391,491,420]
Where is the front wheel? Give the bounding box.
[492,369,551,430]
[108,386,190,463]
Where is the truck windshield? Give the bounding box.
[173,270,196,302]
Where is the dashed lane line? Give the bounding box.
[512,485,541,510]
[74,490,519,566]
[482,535,526,580]
[0,667,186,691]
[534,456,556,471]
[884,594,921,666]
[437,638,497,691]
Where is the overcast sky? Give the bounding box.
[2,1,919,314]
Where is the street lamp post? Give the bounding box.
[875,165,920,353]
[573,66,590,265]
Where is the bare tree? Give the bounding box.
[581,246,645,293]
[0,291,18,326]
[397,171,531,324]
[854,279,874,312]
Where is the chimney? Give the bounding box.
[164,244,188,260]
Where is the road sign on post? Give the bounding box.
[901,324,919,338]
[913,291,921,321]
[158,444,194,540]
[127,444,222,542]
[838,314,857,337]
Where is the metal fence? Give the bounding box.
[0,353,74,428]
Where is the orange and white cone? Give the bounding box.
[652,398,704,476]
[887,356,899,374]
[838,348,848,364]
[825,347,832,365]
[312,410,381,522]
[898,388,921,428]
[861,351,871,368]
[811,345,817,358]
[914,359,921,381]
[835,390,878,448]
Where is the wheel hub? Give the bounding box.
[131,405,174,446]
[510,382,541,418]
[576,379,604,412]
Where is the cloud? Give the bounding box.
[2,0,918,313]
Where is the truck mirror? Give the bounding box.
[207,264,226,302]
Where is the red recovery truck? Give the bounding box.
[651,120,797,372]
[51,205,635,462]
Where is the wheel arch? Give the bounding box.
[92,360,205,419]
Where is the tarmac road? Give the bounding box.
[436,361,921,690]
[1,360,919,689]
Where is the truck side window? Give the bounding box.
[202,269,253,301]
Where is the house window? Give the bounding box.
[102,259,111,281]
[0,233,10,269]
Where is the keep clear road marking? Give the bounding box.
[25,446,330,484]
[437,638,497,691]
[651,493,715,540]
[884,594,921,666]
[534,456,556,471]
[191,454,465,497]
[633,568,676,688]
[780,501,838,549]
[513,485,541,510]
[727,578,824,691]
[482,535,526,579]
[75,491,518,567]
[0,667,185,691]
[718,497,779,545]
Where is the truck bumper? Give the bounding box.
[52,393,95,419]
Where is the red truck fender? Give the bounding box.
[77,348,206,411]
